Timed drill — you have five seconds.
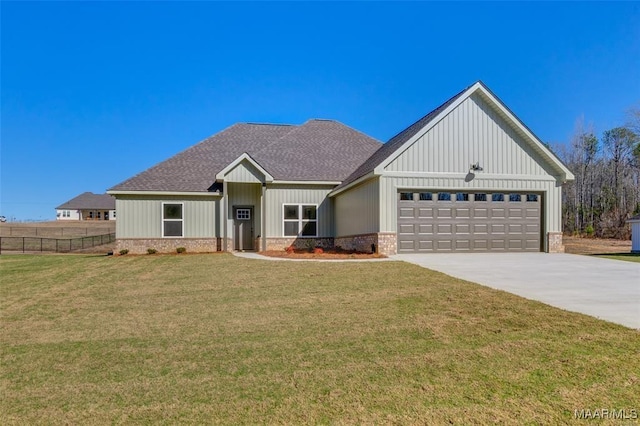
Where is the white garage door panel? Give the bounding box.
[397,191,541,253]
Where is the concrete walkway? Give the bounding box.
[392,253,640,329]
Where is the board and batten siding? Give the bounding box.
[334,178,379,237]
[264,184,335,237]
[385,93,559,178]
[225,160,265,184]
[116,196,219,238]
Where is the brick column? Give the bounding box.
[547,232,564,253]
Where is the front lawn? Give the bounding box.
[1,254,638,424]
[593,253,640,263]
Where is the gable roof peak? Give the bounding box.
[332,81,574,195]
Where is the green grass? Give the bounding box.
[1,254,638,424]
[592,253,640,263]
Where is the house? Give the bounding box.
[108,81,574,255]
[56,192,116,221]
[628,215,640,253]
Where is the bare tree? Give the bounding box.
[559,110,640,239]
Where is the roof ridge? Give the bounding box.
[242,122,296,127]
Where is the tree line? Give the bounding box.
[555,109,640,239]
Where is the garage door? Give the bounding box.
[397,191,541,252]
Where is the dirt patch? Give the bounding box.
[563,236,631,255]
[261,249,386,260]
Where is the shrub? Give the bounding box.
[285,245,295,254]
[119,249,129,256]
[176,247,186,254]
[585,225,594,237]
[147,248,157,255]
[305,239,315,252]
[313,247,324,254]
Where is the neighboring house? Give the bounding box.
[56,192,116,221]
[108,81,574,255]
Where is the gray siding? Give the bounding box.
[116,195,219,238]
[264,184,335,237]
[225,160,265,183]
[334,178,379,237]
[385,93,558,177]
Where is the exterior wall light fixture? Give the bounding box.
[470,162,483,172]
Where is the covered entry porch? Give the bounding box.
[218,154,272,252]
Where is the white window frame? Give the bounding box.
[162,202,184,238]
[282,204,318,238]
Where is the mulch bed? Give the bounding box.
[261,249,386,260]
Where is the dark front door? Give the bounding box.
[233,206,254,251]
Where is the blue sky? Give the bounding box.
[1,1,639,221]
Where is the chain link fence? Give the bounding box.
[0,233,115,254]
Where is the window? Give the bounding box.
[526,194,539,202]
[236,209,251,220]
[474,193,487,201]
[163,203,183,237]
[419,192,433,201]
[88,211,94,219]
[400,192,414,201]
[492,193,504,202]
[437,192,451,201]
[456,193,469,201]
[509,194,521,202]
[283,204,317,237]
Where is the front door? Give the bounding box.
[233,206,254,251]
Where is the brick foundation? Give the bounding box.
[116,238,220,255]
[116,234,399,255]
[547,232,564,253]
[334,232,397,256]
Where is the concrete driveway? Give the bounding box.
[393,253,640,329]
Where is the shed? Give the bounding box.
[628,215,640,253]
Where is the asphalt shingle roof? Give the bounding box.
[109,120,382,192]
[56,192,116,210]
